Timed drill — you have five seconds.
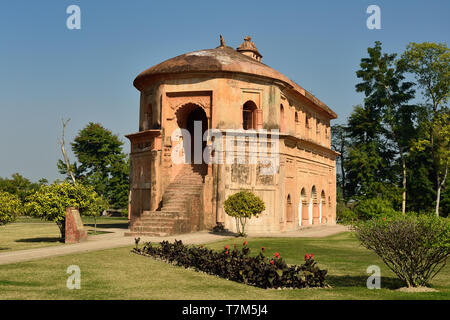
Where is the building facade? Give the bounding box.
[125,36,338,236]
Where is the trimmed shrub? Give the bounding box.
[336,201,357,224]
[25,182,108,239]
[0,191,22,226]
[224,190,265,237]
[133,240,327,289]
[355,214,450,287]
[354,198,397,220]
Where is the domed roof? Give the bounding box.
[133,43,336,118]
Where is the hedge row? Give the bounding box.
[132,239,327,289]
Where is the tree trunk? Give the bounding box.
[59,118,76,184]
[56,220,66,241]
[435,165,448,216]
[340,150,346,199]
[401,156,407,214]
[435,184,441,217]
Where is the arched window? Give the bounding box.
[295,112,299,123]
[320,190,326,224]
[243,101,257,130]
[309,186,317,225]
[299,188,307,226]
[311,186,317,203]
[286,194,293,222]
[305,114,310,129]
[280,104,285,132]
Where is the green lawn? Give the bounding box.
[0,216,128,252]
[0,232,448,299]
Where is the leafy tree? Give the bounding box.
[411,110,449,216]
[331,124,349,199]
[58,123,129,209]
[353,198,397,220]
[0,192,22,225]
[25,182,108,239]
[0,173,46,203]
[345,105,396,200]
[402,42,449,216]
[224,190,265,237]
[355,41,416,213]
[336,201,356,224]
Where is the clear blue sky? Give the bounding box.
[0,0,448,182]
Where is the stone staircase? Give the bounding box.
[125,165,206,237]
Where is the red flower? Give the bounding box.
[274,252,280,259]
[310,253,314,259]
[383,217,386,221]
[224,245,229,250]
[243,241,248,246]
[261,247,265,251]
[304,254,310,260]
[225,250,229,255]
[270,260,274,265]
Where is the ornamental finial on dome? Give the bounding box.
[237,36,262,61]
[219,35,226,47]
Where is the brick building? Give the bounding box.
[125,36,338,236]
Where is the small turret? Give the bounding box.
[236,36,262,61]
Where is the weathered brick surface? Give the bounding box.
[126,165,205,237]
[65,207,88,244]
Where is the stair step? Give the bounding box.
[125,231,169,237]
[161,207,186,211]
[131,225,174,232]
[164,199,190,204]
[137,216,184,222]
[166,185,202,189]
[141,211,182,218]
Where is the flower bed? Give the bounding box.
[132,239,327,289]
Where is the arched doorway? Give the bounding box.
[185,107,208,164]
[309,186,317,225]
[286,194,293,223]
[320,190,326,224]
[175,104,208,165]
[299,188,307,226]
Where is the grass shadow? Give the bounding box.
[0,247,10,251]
[327,274,404,290]
[208,230,237,237]
[15,237,63,243]
[0,280,42,287]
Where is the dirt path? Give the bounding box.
[0,224,349,266]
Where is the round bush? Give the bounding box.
[355,214,450,287]
[354,198,397,220]
[224,190,265,237]
[336,201,357,224]
[0,191,22,226]
[25,182,108,239]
